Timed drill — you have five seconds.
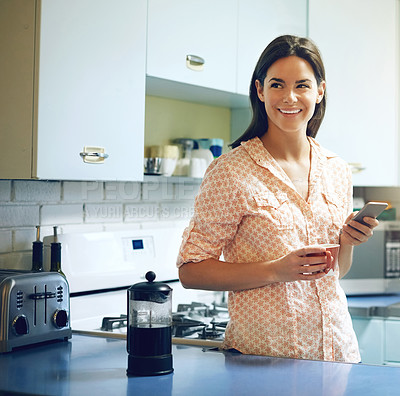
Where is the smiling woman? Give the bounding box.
[177,35,380,363]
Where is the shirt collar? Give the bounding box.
[241,136,338,197]
[241,136,338,164]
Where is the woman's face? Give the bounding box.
[256,56,325,136]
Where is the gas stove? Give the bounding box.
[50,224,228,347]
[98,301,229,341]
[70,291,228,347]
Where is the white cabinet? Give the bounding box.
[146,0,238,93]
[352,318,385,365]
[236,0,307,96]
[0,0,146,181]
[309,0,399,186]
[385,320,400,364]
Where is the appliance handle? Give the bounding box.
[29,292,56,300]
[186,54,205,71]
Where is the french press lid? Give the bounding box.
[129,271,172,302]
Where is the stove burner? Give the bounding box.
[197,319,227,339]
[101,315,127,331]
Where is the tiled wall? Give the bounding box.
[0,178,200,271]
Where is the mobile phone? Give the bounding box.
[352,201,388,226]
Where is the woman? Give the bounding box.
[177,35,377,362]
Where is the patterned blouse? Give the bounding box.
[177,136,360,363]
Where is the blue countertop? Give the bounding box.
[347,294,400,307]
[347,294,400,317]
[1,335,400,396]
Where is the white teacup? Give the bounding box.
[160,158,177,177]
[189,158,207,178]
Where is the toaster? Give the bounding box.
[0,270,72,353]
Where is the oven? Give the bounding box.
[42,224,229,347]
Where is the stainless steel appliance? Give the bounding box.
[340,221,400,295]
[0,270,71,353]
[47,224,228,347]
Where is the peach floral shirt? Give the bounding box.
[177,137,360,363]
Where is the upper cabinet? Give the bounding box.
[309,0,399,186]
[236,0,307,96]
[146,0,238,93]
[146,0,308,104]
[0,0,146,181]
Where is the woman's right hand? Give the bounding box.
[268,246,333,282]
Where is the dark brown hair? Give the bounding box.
[231,35,326,149]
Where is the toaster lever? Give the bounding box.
[29,292,56,300]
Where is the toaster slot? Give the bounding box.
[34,286,38,326]
[44,285,48,324]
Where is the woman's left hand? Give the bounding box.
[340,212,379,246]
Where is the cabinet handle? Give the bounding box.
[186,54,205,71]
[79,146,109,164]
[348,163,366,174]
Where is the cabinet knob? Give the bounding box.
[186,55,205,71]
[79,146,109,164]
[348,163,366,174]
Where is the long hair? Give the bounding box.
[231,35,326,149]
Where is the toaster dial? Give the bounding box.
[53,309,68,329]
[12,315,29,336]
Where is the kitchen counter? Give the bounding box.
[346,294,400,366]
[1,335,400,395]
[347,294,400,317]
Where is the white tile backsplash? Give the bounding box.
[0,205,39,227]
[124,203,160,222]
[0,230,12,253]
[41,204,84,226]
[84,203,124,223]
[0,180,11,201]
[13,228,36,251]
[63,181,104,202]
[142,180,174,201]
[14,180,61,202]
[105,181,141,201]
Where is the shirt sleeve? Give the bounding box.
[177,159,247,267]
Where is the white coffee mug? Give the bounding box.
[160,158,177,177]
[189,158,207,178]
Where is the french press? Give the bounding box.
[126,271,173,376]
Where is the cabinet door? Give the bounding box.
[309,0,398,186]
[147,0,237,92]
[352,317,384,365]
[0,0,35,179]
[385,320,400,363]
[237,0,307,96]
[36,0,146,181]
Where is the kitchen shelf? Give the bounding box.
[143,174,203,184]
[146,76,250,109]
